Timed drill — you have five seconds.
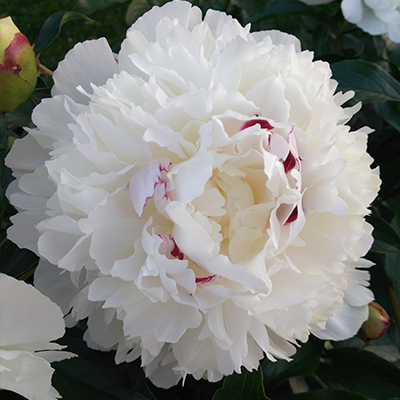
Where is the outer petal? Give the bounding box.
[0,273,65,348]
[52,38,118,103]
[34,259,82,315]
[341,0,365,24]
[313,301,369,340]
[0,350,59,400]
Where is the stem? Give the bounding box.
[38,62,53,77]
[332,21,348,53]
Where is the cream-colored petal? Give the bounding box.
[0,274,64,348]
[0,349,59,400]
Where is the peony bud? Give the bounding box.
[0,16,38,112]
[358,302,393,344]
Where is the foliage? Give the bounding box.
[1,0,400,399]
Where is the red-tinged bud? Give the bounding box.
[358,302,393,344]
[0,16,38,112]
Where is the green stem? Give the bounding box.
[332,21,348,53]
[38,62,53,77]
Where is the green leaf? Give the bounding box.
[385,210,400,305]
[35,11,94,53]
[262,342,321,393]
[53,357,131,400]
[73,0,129,15]
[331,60,400,104]
[367,210,400,254]
[374,101,400,133]
[229,0,268,24]
[134,385,157,400]
[250,0,322,23]
[52,371,126,400]
[212,366,270,400]
[317,348,400,398]
[280,389,369,400]
[52,328,133,400]
[0,239,39,278]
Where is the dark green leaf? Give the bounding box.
[367,210,400,254]
[134,384,157,400]
[385,253,400,304]
[35,11,94,53]
[250,0,321,23]
[212,366,270,400]
[331,60,400,104]
[230,0,268,24]
[0,239,39,278]
[390,206,400,234]
[53,357,131,400]
[263,342,321,393]
[374,102,400,133]
[73,0,129,15]
[52,370,126,400]
[126,356,149,397]
[317,347,400,398]
[52,328,132,400]
[385,210,400,304]
[280,389,369,400]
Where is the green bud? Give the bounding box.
[0,16,38,112]
[358,302,393,344]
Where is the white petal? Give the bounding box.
[52,38,118,104]
[0,350,58,400]
[0,274,65,348]
[313,300,369,341]
[341,0,365,24]
[34,260,82,315]
[129,158,170,217]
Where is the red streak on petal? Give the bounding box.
[195,275,221,284]
[170,241,184,260]
[240,118,274,131]
[158,234,184,260]
[283,151,296,174]
[284,206,298,225]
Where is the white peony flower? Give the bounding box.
[6,0,380,388]
[341,0,400,42]
[299,0,400,43]
[0,273,75,399]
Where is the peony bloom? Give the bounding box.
[341,0,400,43]
[6,0,380,388]
[299,0,400,43]
[0,273,74,399]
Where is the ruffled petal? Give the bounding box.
[52,38,118,104]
